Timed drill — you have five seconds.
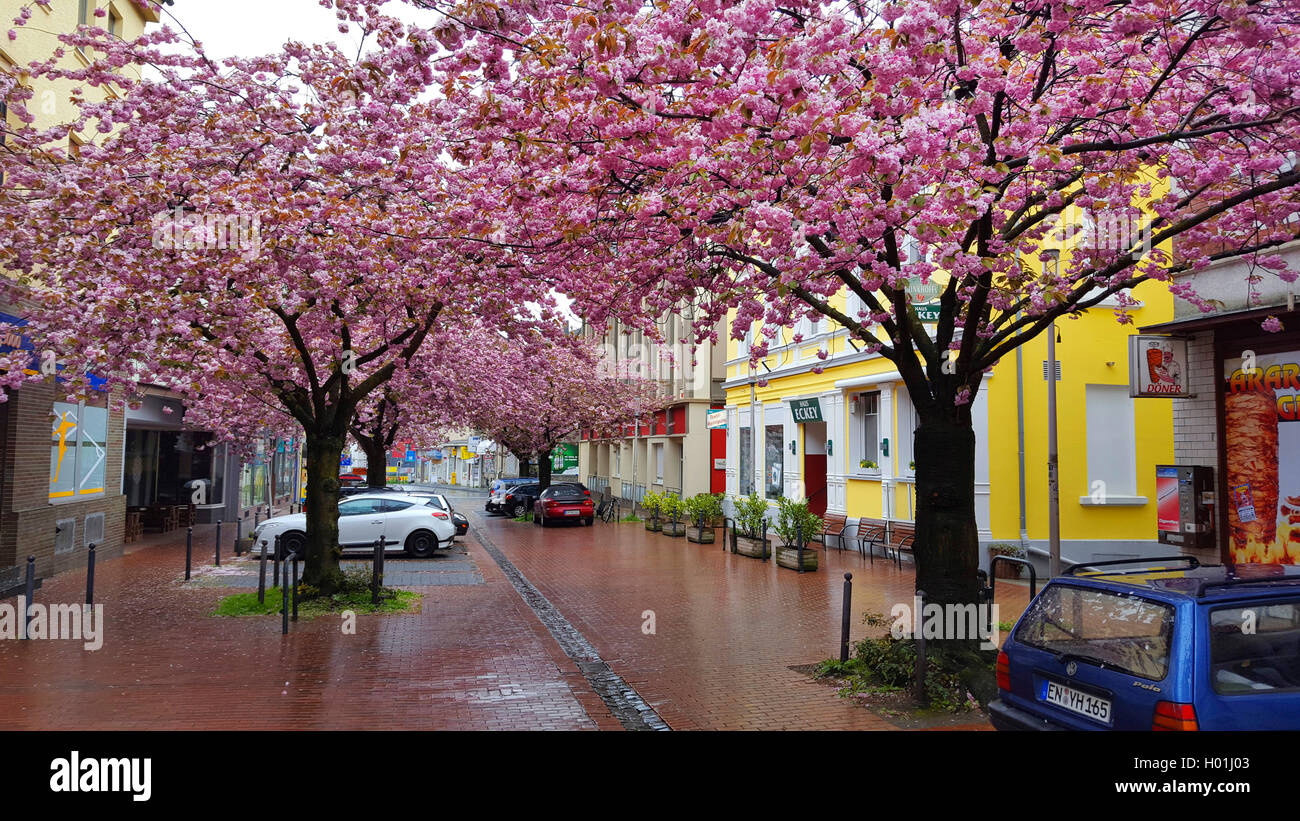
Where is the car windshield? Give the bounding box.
[1014,584,1175,681]
[548,486,586,500]
[1209,601,1300,694]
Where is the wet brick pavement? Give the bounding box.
[0,491,1029,730]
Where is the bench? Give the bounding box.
[818,514,849,551]
[857,519,915,566]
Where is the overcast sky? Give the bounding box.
[163,0,429,61]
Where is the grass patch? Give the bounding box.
[213,564,420,620]
[511,513,532,523]
[619,513,640,522]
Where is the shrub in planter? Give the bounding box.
[660,495,687,537]
[642,491,664,531]
[732,493,771,558]
[684,493,719,543]
[988,543,1027,578]
[773,497,823,571]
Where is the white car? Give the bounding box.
[251,493,456,559]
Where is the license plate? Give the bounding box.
[564,510,580,516]
[1041,679,1111,724]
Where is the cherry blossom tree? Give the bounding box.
[0,0,544,592]
[414,0,1300,631]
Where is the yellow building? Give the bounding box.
[722,223,1178,569]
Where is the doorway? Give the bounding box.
[803,422,828,516]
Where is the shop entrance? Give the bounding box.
[803,422,828,516]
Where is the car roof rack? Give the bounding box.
[1063,555,1200,576]
[1197,578,1300,598]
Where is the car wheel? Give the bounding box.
[279,531,307,561]
[512,502,528,517]
[405,530,437,559]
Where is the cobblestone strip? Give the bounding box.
[472,523,670,731]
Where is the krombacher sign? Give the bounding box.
[791,398,824,423]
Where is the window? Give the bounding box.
[339,499,381,517]
[1014,585,1173,681]
[79,0,92,27]
[376,499,413,513]
[896,389,919,474]
[739,424,754,496]
[50,401,108,501]
[1211,602,1300,694]
[737,327,752,359]
[614,446,621,477]
[654,443,664,482]
[1084,384,1138,498]
[857,392,880,470]
[764,424,784,499]
[108,6,121,37]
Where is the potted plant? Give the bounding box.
[732,493,771,559]
[641,490,663,531]
[860,459,879,470]
[661,495,687,537]
[773,497,823,571]
[988,543,1027,578]
[685,493,723,543]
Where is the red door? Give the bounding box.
[804,455,827,516]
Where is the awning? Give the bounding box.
[1140,304,1299,334]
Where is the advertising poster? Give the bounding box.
[1155,466,1180,533]
[1223,348,1300,564]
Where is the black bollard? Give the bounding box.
[273,535,281,587]
[840,573,853,662]
[85,543,96,606]
[291,552,299,622]
[234,515,243,557]
[22,555,35,640]
[258,539,269,604]
[371,538,381,605]
[281,557,290,635]
[184,526,193,581]
[214,519,222,567]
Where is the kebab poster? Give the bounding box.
[1224,348,1300,564]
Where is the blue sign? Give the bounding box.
[340,456,352,467]
[0,311,107,391]
[405,450,416,462]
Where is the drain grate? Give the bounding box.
[474,525,670,731]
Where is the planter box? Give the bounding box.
[644,519,662,532]
[734,535,770,559]
[776,544,819,571]
[993,560,1024,579]
[686,526,715,544]
[662,521,687,537]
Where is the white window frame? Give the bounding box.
[50,399,109,504]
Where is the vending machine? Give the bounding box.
[1156,465,1216,549]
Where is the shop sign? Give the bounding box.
[1223,347,1300,564]
[790,398,824,423]
[1129,335,1191,397]
[706,409,728,429]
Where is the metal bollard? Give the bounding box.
[258,539,269,604]
[914,589,928,704]
[273,535,281,587]
[22,555,35,640]
[371,538,381,605]
[281,557,290,635]
[234,515,243,557]
[214,519,222,567]
[291,552,299,622]
[185,526,193,581]
[840,573,853,662]
[85,543,96,606]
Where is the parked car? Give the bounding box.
[487,477,539,513]
[533,484,595,527]
[499,483,540,518]
[990,557,1300,731]
[251,492,456,559]
[394,490,469,537]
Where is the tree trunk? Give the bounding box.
[537,448,552,491]
[912,417,980,613]
[361,439,388,489]
[302,432,345,595]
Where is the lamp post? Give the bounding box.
[1047,320,1061,577]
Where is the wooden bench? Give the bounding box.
[857,519,916,566]
[818,513,849,551]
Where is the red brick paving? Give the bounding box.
[0,496,1029,731]
[474,511,1032,731]
[0,515,614,730]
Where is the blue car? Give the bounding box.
[990,557,1300,731]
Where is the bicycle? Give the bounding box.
[597,496,618,523]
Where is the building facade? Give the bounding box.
[578,315,728,504]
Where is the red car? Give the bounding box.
[532,484,594,527]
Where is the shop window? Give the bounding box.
[764,424,784,499]
[50,400,108,502]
